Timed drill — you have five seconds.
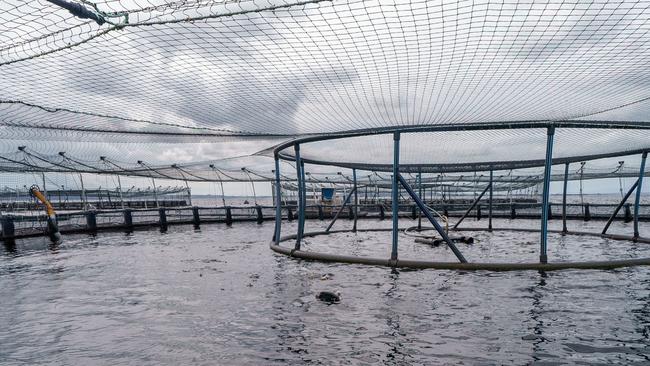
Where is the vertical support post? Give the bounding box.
[634,151,647,239]
[417,170,422,230]
[79,173,87,211]
[117,176,125,209]
[274,156,282,244]
[184,180,192,206]
[41,172,47,199]
[391,132,400,261]
[540,127,555,264]
[352,169,359,232]
[152,177,159,208]
[562,162,569,234]
[295,145,304,250]
[488,170,493,231]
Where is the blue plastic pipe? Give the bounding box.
[274,156,282,244]
[391,133,400,261]
[294,145,304,250]
[562,162,569,234]
[488,170,493,231]
[634,151,647,238]
[540,127,555,263]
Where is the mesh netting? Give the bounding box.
[1,0,649,171]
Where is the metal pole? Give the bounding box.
[352,168,358,232]
[79,173,87,211]
[300,159,307,233]
[540,127,555,264]
[398,174,467,263]
[151,177,159,208]
[562,162,569,234]
[326,187,356,232]
[41,172,47,199]
[274,156,282,244]
[116,175,125,209]
[452,183,491,229]
[602,179,639,235]
[488,170,493,231]
[295,145,304,250]
[184,179,192,206]
[417,170,422,230]
[634,152,647,239]
[391,132,400,261]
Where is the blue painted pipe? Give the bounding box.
[540,127,555,264]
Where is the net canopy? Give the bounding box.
[1,0,649,174]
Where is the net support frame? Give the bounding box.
[417,170,423,230]
[391,132,400,261]
[452,183,491,229]
[562,162,569,234]
[274,155,282,244]
[602,178,639,235]
[294,145,304,250]
[634,152,648,239]
[325,187,356,232]
[352,168,358,232]
[489,170,493,231]
[540,127,556,264]
[397,173,467,263]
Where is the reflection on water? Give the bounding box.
[0,219,649,365]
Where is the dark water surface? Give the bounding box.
[1,218,650,365]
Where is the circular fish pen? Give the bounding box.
[270,121,650,271]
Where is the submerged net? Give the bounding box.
[1,0,650,173]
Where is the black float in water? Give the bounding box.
[584,203,591,221]
[624,203,633,223]
[86,211,97,232]
[192,206,201,228]
[225,207,233,226]
[256,205,263,224]
[46,216,61,243]
[158,208,168,231]
[123,209,133,231]
[316,291,341,304]
[378,204,385,220]
[1,216,15,240]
